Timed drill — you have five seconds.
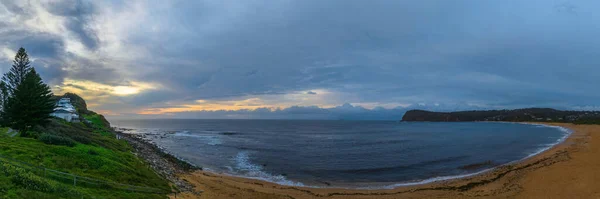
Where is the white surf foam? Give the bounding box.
[230,151,306,187]
[521,124,572,159]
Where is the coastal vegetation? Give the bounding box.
[1,48,55,132]
[401,108,600,123]
[0,48,172,198]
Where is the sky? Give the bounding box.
[0,0,599,120]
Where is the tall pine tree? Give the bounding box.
[0,82,7,112]
[3,47,32,94]
[3,68,55,132]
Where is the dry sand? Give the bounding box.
[171,123,599,199]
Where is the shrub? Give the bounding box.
[0,163,53,192]
[87,149,99,156]
[38,134,75,147]
[70,134,92,144]
[0,163,14,176]
[0,163,84,197]
[11,169,54,192]
[20,131,40,139]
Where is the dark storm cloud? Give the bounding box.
[0,30,65,59]
[0,0,120,86]
[4,0,600,118]
[0,30,68,84]
[0,1,24,14]
[133,0,523,101]
[62,83,87,91]
[61,55,122,84]
[45,0,99,50]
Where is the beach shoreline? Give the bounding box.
[118,122,595,198]
[167,122,595,198]
[183,122,571,190]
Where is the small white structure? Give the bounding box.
[51,98,80,122]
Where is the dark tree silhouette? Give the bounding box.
[3,68,55,132]
[2,47,32,94]
[0,48,55,132]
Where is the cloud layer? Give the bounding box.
[1,0,600,119]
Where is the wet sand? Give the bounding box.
[171,123,598,199]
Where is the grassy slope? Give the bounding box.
[0,113,171,199]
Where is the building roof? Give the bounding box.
[53,98,79,122]
[52,109,74,114]
[54,107,76,113]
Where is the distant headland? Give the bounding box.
[401,108,600,124]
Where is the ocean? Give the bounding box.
[111,119,570,188]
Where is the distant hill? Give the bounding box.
[401,108,600,124]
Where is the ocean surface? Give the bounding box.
[111,119,570,188]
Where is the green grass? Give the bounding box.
[83,114,116,137]
[38,117,130,152]
[0,114,172,199]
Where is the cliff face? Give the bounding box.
[401,108,600,123]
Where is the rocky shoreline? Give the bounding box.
[113,128,202,195]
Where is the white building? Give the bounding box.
[51,98,80,122]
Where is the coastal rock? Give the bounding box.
[116,130,201,194]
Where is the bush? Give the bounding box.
[11,170,54,192]
[0,163,84,197]
[0,163,52,192]
[87,149,99,156]
[38,134,75,147]
[0,163,14,176]
[70,134,92,145]
[19,131,40,139]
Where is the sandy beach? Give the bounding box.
[170,123,598,199]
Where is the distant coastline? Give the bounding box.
[401,108,600,123]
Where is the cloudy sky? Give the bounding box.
[0,0,599,120]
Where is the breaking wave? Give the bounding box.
[230,151,306,187]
